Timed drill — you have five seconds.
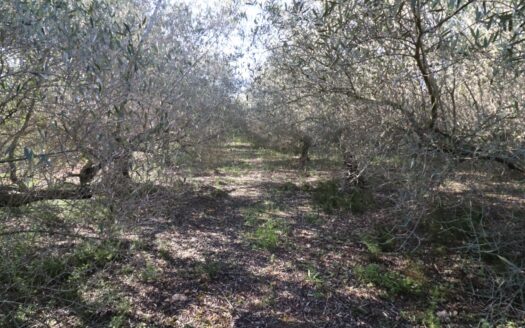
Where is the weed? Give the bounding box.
[261,286,278,307]
[306,267,324,286]
[37,255,69,284]
[130,182,164,197]
[242,206,264,227]
[73,239,123,268]
[141,262,159,282]
[304,212,321,225]
[254,221,279,251]
[361,236,382,257]
[422,310,441,328]
[355,264,422,297]
[252,219,287,252]
[219,161,252,175]
[301,182,313,192]
[301,264,326,297]
[13,305,36,323]
[210,188,229,198]
[278,182,300,192]
[158,247,172,262]
[400,285,449,327]
[403,260,429,286]
[0,235,131,326]
[348,190,374,214]
[419,285,448,328]
[362,224,397,254]
[109,314,126,328]
[311,180,350,214]
[111,297,132,327]
[131,239,149,251]
[423,204,484,246]
[195,261,223,281]
[120,264,135,275]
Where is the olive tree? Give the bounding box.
[249,0,524,193]
[248,0,525,318]
[0,0,240,206]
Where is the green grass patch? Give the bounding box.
[241,201,288,252]
[250,218,288,252]
[305,266,326,298]
[241,205,265,227]
[305,266,324,286]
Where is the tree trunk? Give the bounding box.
[116,152,132,178]
[411,1,441,130]
[0,188,92,207]
[340,150,364,192]
[298,136,312,172]
[78,161,102,188]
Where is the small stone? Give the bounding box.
[436,310,448,319]
[171,293,188,302]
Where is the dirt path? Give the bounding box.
[110,141,407,327]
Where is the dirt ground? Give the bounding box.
[2,141,523,327]
[118,142,391,327]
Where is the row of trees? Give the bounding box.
[247,0,524,188]
[1,0,240,206]
[242,0,525,319]
[6,0,522,205]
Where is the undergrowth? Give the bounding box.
[354,263,423,297]
[311,180,374,214]
[0,200,127,327]
[252,218,288,252]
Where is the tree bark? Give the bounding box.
[0,188,92,207]
[5,105,34,190]
[411,1,441,130]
